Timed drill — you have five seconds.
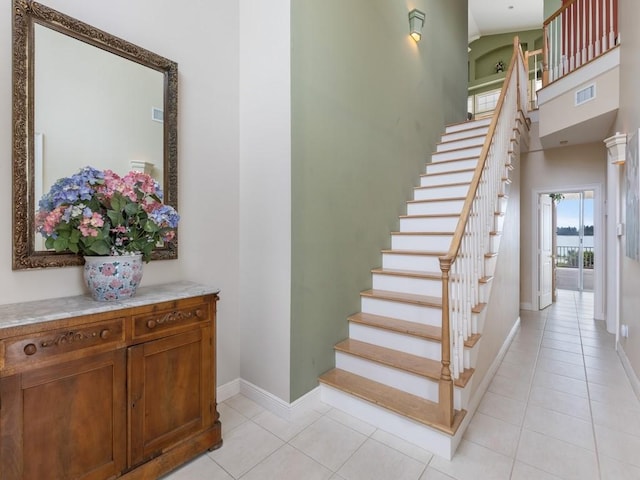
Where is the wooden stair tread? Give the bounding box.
[407,197,466,204]
[427,155,479,165]
[361,289,441,308]
[335,339,473,387]
[349,312,441,341]
[319,369,466,435]
[391,231,454,236]
[399,213,460,219]
[371,267,441,280]
[438,134,486,145]
[415,181,470,190]
[381,249,446,256]
[348,312,481,349]
[421,167,475,177]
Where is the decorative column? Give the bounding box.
[604,132,626,338]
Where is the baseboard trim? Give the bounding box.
[217,378,322,420]
[459,316,521,432]
[617,341,640,402]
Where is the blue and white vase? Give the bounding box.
[83,254,144,301]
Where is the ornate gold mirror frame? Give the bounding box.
[12,0,178,269]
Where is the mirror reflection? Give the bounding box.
[12,0,178,269]
[34,24,165,250]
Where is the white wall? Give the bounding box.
[0,0,241,387]
[239,0,292,402]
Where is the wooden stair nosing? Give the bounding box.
[427,155,480,167]
[360,289,442,308]
[390,231,454,237]
[319,368,467,436]
[407,196,466,205]
[334,338,474,388]
[348,312,482,349]
[437,134,486,148]
[415,181,471,191]
[399,213,460,220]
[371,267,442,280]
[420,167,476,178]
[381,249,447,257]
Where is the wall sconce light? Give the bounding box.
[408,9,425,42]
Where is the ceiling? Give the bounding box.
[468,0,544,43]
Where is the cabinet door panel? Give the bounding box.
[128,327,212,467]
[1,350,126,480]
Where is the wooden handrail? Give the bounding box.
[437,36,525,427]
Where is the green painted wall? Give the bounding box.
[544,0,562,19]
[290,0,468,400]
[468,29,543,96]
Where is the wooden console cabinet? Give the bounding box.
[0,282,221,480]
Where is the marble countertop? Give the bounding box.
[0,281,220,331]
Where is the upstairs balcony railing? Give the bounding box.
[543,0,618,85]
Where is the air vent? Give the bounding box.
[575,84,596,105]
[151,107,164,123]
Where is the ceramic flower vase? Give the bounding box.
[83,254,143,301]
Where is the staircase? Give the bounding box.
[319,38,529,460]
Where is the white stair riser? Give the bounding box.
[445,118,491,134]
[441,127,489,143]
[361,297,441,326]
[485,255,498,277]
[465,337,481,369]
[382,253,441,272]
[348,323,441,360]
[320,385,460,460]
[420,170,474,187]
[431,146,483,162]
[414,184,469,200]
[406,199,465,216]
[372,273,441,297]
[494,214,505,232]
[490,234,501,253]
[436,137,485,153]
[426,158,478,174]
[335,351,463,409]
[399,216,458,233]
[497,196,508,213]
[390,233,452,251]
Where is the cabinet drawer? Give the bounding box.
[133,303,209,340]
[1,318,125,375]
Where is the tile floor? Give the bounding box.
[163,290,640,479]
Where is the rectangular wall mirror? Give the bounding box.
[12,0,178,269]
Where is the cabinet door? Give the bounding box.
[0,350,126,480]
[128,326,212,468]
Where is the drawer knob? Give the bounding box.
[195,309,205,319]
[147,319,157,329]
[24,343,37,356]
[100,329,110,340]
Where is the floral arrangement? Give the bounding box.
[36,166,179,262]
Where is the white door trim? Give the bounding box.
[531,183,605,320]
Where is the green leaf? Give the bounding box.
[89,240,111,255]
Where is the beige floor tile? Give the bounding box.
[594,423,640,468]
[599,454,640,480]
[223,394,266,419]
[241,444,332,480]
[419,468,456,480]
[429,439,513,480]
[588,382,640,412]
[535,356,586,381]
[532,370,588,398]
[539,347,584,366]
[161,455,233,480]
[326,407,376,436]
[217,402,249,435]
[542,331,582,345]
[488,373,531,402]
[463,412,520,457]
[590,399,640,436]
[337,438,427,480]
[496,359,534,382]
[477,390,527,426]
[371,429,434,464]
[541,338,583,354]
[585,364,629,387]
[290,416,367,471]
[510,461,563,480]
[523,404,595,450]
[516,429,598,480]
[528,385,591,420]
[207,421,284,478]
[252,407,322,442]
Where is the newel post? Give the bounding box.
[439,258,454,427]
